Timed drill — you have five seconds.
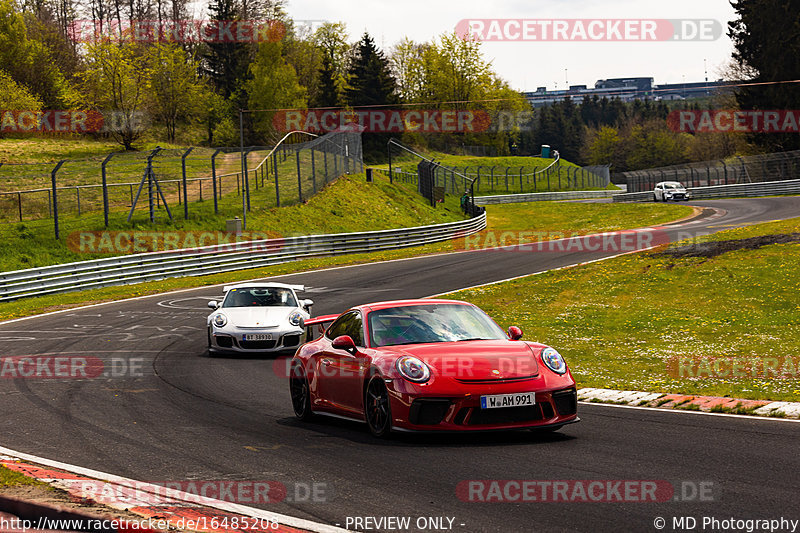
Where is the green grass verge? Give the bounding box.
[444,216,800,402]
[0,465,47,487]
[0,172,465,271]
[0,200,691,321]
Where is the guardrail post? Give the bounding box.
[101,152,114,227]
[51,160,65,239]
[182,147,194,219]
[211,149,222,214]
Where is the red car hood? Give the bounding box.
[386,340,540,380]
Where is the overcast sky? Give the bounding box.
[284,0,738,92]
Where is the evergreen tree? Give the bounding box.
[201,0,253,107]
[313,53,339,108]
[345,32,397,107]
[345,32,397,159]
[729,0,800,151]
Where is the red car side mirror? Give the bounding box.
[508,326,523,340]
[332,335,358,355]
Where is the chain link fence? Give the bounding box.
[621,150,800,193]
[387,142,609,196]
[0,130,363,238]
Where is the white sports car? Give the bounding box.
[206,283,314,354]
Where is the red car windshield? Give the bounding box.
[368,304,507,347]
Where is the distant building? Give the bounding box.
[523,77,730,107]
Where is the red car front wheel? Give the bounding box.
[365,376,392,438]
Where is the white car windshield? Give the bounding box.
[664,183,683,190]
[368,303,507,347]
[222,288,298,308]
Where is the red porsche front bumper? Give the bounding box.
[385,378,579,432]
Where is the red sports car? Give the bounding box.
[289,299,579,437]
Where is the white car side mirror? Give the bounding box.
[207,300,220,309]
[302,299,314,310]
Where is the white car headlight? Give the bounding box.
[288,311,303,327]
[541,347,567,374]
[396,356,431,383]
[213,313,227,327]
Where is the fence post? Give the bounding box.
[182,147,194,219]
[76,187,81,215]
[101,152,114,227]
[273,152,280,207]
[296,150,303,202]
[211,149,222,214]
[387,143,393,183]
[51,160,65,239]
[17,192,22,221]
[311,149,317,194]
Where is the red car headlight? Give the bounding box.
[541,347,567,374]
[396,356,431,383]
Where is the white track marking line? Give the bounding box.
[0,445,352,533]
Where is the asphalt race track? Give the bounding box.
[1,197,799,532]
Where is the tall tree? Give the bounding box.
[246,40,306,143]
[729,0,800,151]
[146,41,211,142]
[201,0,252,105]
[80,39,151,149]
[345,32,397,159]
[345,32,397,107]
[0,0,76,107]
[312,21,349,104]
[312,53,338,107]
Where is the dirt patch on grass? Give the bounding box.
[658,233,800,259]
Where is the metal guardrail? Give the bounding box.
[475,189,622,205]
[612,179,800,203]
[0,213,487,302]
